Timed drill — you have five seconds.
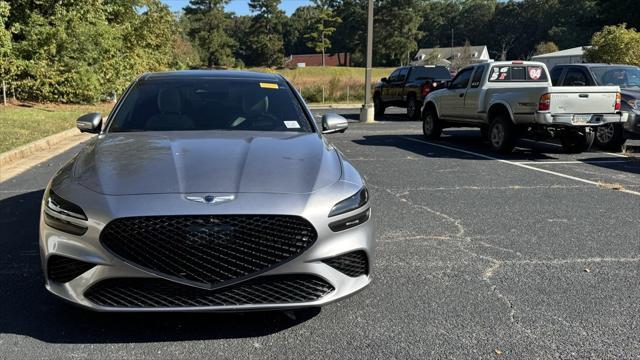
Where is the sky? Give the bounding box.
[161,0,312,16]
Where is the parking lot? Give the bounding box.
[1,107,639,359]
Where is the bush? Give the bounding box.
[585,24,640,66]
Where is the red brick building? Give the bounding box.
[284,53,351,67]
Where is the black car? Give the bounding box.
[551,64,640,150]
[374,65,451,120]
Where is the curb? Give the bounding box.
[0,128,87,168]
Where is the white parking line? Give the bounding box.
[604,152,629,158]
[401,136,640,197]
[516,160,628,165]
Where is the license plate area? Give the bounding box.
[572,114,603,125]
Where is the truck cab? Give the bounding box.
[374,65,451,120]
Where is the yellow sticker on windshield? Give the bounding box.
[259,82,279,89]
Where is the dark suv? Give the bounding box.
[374,65,451,120]
[551,63,640,150]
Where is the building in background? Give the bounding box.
[531,47,589,68]
[412,46,491,68]
[284,53,351,67]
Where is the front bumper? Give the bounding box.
[40,191,375,312]
[623,110,640,137]
[534,111,628,127]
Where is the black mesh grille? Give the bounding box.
[84,275,334,308]
[100,215,317,289]
[47,255,96,283]
[322,251,369,277]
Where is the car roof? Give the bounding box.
[555,63,639,68]
[139,70,284,82]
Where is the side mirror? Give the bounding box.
[322,113,349,134]
[76,112,102,133]
[381,77,388,83]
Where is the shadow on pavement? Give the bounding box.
[0,190,318,344]
[341,110,413,122]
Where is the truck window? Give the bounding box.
[564,68,590,86]
[489,65,548,82]
[397,68,409,82]
[550,67,563,85]
[388,69,400,82]
[408,66,451,81]
[450,68,473,89]
[470,66,485,88]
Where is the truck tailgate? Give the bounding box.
[549,86,619,114]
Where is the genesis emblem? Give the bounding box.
[184,194,235,205]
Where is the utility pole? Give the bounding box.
[359,0,374,123]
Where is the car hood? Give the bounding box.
[73,131,342,195]
[621,88,640,99]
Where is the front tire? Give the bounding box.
[561,130,595,154]
[488,116,516,153]
[595,123,625,152]
[406,97,421,121]
[374,94,385,116]
[422,107,442,139]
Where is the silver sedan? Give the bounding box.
[39,70,374,312]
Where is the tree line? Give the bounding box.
[1,0,638,103]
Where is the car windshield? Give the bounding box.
[108,77,313,133]
[591,66,640,88]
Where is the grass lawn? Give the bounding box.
[0,103,114,153]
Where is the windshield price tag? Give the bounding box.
[284,121,301,129]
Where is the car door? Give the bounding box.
[393,67,409,103]
[462,65,486,120]
[381,69,400,102]
[438,67,473,119]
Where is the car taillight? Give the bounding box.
[539,93,551,111]
[615,92,621,111]
[421,83,431,97]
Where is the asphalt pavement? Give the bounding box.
[1,107,639,359]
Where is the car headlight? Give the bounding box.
[329,187,369,217]
[44,190,88,235]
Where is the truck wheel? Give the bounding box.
[422,108,442,139]
[561,130,595,154]
[488,116,515,153]
[374,94,385,116]
[406,96,421,121]
[595,124,625,152]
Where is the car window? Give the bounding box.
[489,65,548,82]
[108,78,313,133]
[550,67,563,85]
[564,68,590,86]
[591,66,640,88]
[470,66,485,88]
[397,68,409,82]
[449,68,473,89]
[408,66,451,81]
[388,69,400,82]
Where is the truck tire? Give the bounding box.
[595,123,625,152]
[422,107,442,139]
[561,130,595,153]
[406,96,421,121]
[488,116,516,153]
[374,94,385,115]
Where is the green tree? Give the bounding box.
[331,0,367,65]
[375,0,423,66]
[247,0,285,67]
[585,24,640,66]
[184,0,236,67]
[304,0,340,66]
[284,6,318,56]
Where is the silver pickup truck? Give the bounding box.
[422,61,628,153]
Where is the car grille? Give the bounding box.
[84,275,334,308]
[47,255,96,283]
[322,251,369,277]
[100,215,317,289]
